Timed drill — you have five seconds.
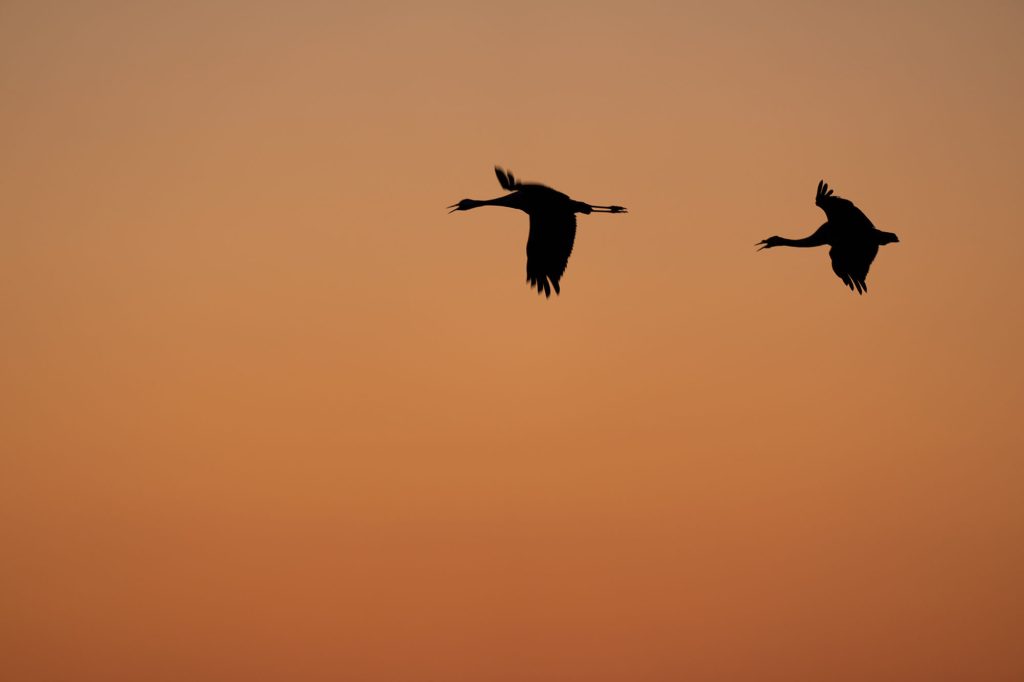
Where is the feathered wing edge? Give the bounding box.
[528,273,555,297]
[829,243,878,295]
[815,180,834,207]
[834,269,866,294]
[815,179,874,228]
[526,213,575,299]
[495,166,521,191]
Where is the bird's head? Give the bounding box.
[447,199,482,213]
[756,236,783,251]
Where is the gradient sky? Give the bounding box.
[2,1,1023,680]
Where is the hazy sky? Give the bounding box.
[2,2,1023,680]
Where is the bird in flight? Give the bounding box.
[757,181,899,294]
[449,166,626,297]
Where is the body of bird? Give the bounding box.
[449,167,626,297]
[757,181,898,294]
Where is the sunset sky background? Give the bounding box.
[2,1,1023,680]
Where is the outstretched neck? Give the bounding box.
[469,193,523,210]
[779,225,830,248]
[777,236,824,248]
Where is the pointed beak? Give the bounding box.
[447,204,459,214]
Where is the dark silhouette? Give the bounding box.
[757,181,899,294]
[449,166,626,297]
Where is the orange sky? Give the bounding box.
[2,1,1023,680]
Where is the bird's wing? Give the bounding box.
[526,211,576,297]
[495,167,561,194]
[495,166,522,191]
[815,181,874,229]
[829,242,879,294]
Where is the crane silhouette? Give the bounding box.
[449,166,626,297]
[757,181,899,294]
